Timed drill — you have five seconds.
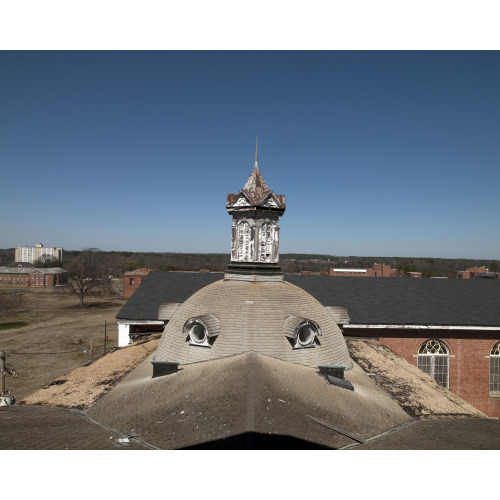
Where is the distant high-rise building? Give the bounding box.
[15,243,63,264]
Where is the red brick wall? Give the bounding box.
[122,268,151,298]
[467,267,489,273]
[122,274,146,298]
[0,272,66,287]
[345,328,500,417]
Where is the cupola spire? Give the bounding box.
[225,142,286,280]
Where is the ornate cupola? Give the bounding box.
[225,140,286,280]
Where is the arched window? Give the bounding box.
[417,339,450,389]
[258,222,273,262]
[237,221,252,261]
[490,342,500,394]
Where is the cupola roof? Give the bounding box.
[226,147,286,212]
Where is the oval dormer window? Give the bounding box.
[284,316,321,349]
[183,315,220,348]
[297,323,316,347]
[189,321,207,344]
[296,320,320,348]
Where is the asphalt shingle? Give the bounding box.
[117,272,500,327]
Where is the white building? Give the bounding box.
[15,243,63,264]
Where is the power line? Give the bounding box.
[10,342,117,355]
[10,349,88,354]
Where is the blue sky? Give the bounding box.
[1,50,499,259]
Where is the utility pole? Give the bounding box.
[0,349,16,406]
[1,350,6,396]
[89,340,94,361]
[104,321,107,354]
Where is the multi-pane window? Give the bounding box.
[490,342,500,394]
[417,339,450,389]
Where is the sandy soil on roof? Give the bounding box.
[345,338,485,418]
[20,336,485,418]
[20,337,160,409]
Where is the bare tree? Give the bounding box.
[66,248,110,308]
[0,290,26,316]
[33,255,63,268]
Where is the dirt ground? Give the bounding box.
[0,288,125,399]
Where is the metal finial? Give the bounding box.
[255,137,258,165]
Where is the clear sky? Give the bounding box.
[1,50,499,259]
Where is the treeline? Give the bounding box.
[0,249,14,266]
[1,247,498,278]
[63,250,232,275]
[60,251,500,278]
[288,254,500,278]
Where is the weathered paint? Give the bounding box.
[117,320,165,346]
[230,214,280,263]
[227,163,285,267]
[118,322,130,346]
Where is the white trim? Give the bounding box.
[117,320,164,326]
[332,268,367,273]
[342,324,500,331]
[118,323,130,347]
[117,320,164,347]
[224,273,283,282]
[414,354,456,358]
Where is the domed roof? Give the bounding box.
[154,279,353,369]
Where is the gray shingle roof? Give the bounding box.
[0,266,66,274]
[116,272,222,320]
[286,275,500,327]
[116,272,500,327]
[87,351,411,449]
[153,279,353,368]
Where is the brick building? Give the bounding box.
[363,332,500,417]
[330,268,375,277]
[330,277,500,417]
[122,268,151,298]
[453,267,500,279]
[0,266,68,287]
[329,263,397,277]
